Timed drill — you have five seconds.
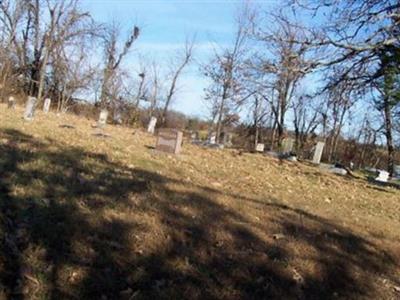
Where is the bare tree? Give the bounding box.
[203,15,249,143]
[291,0,400,173]
[99,22,140,108]
[249,12,318,147]
[160,36,195,126]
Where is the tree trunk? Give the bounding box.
[383,95,395,176]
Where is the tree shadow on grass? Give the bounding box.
[0,128,398,299]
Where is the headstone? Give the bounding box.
[24,96,37,120]
[155,129,183,154]
[281,138,294,154]
[312,142,325,164]
[43,98,51,113]
[255,143,265,152]
[208,132,216,144]
[191,131,200,141]
[113,109,122,124]
[375,170,389,183]
[98,109,108,127]
[221,132,233,147]
[394,165,400,178]
[329,167,347,176]
[147,116,157,134]
[8,96,15,109]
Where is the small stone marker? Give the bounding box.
[221,132,233,147]
[24,96,37,120]
[208,132,216,144]
[156,129,183,154]
[312,142,325,164]
[43,98,51,113]
[113,109,122,124]
[375,170,389,183]
[256,143,265,152]
[147,116,157,134]
[98,109,108,127]
[282,138,294,154]
[8,96,15,109]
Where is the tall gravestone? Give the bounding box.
[113,109,122,124]
[208,132,216,144]
[156,129,183,154]
[43,98,51,113]
[98,109,108,127]
[147,116,157,134]
[24,96,37,120]
[8,96,15,109]
[220,132,233,147]
[312,142,325,164]
[282,138,294,154]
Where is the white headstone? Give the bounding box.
[8,96,15,109]
[282,138,294,153]
[147,117,157,134]
[375,170,389,183]
[209,132,216,144]
[98,109,108,127]
[256,143,265,152]
[24,96,37,120]
[43,98,51,113]
[312,142,325,164]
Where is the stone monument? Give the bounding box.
[281,138,294,154]
[43,98,51,113]
[98,109,108,127]
[312,142,325,164]
[256,143,265,152]
[8,96,15,109]
[24,96,37,120]
[156,129,183,154]
[147,117,157,134]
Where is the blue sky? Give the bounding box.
[83,0,276,118]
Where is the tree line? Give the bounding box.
[203,1,399,175]
[0,0,399,174]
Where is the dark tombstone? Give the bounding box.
[156,129,183,154]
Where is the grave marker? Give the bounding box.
[208,132,216,144]
[8,96,15,109]
[256,143,265,152]
[156,129,183,154]
[98,109,108,127]
[375,170,389,183]
[113,109,122,124]
[147,116,157,134]
[312,142,325,164]
[221,132,233,147]
[43,98,51,113]
[281,138,294,154]
[24,96,37,120]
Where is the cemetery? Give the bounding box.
[0,0,399,298]
[0,102,399,299]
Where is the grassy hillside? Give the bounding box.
[1,104,399,300]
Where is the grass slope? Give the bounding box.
[1,104,399,300]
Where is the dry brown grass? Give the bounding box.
[1,103,399,299]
